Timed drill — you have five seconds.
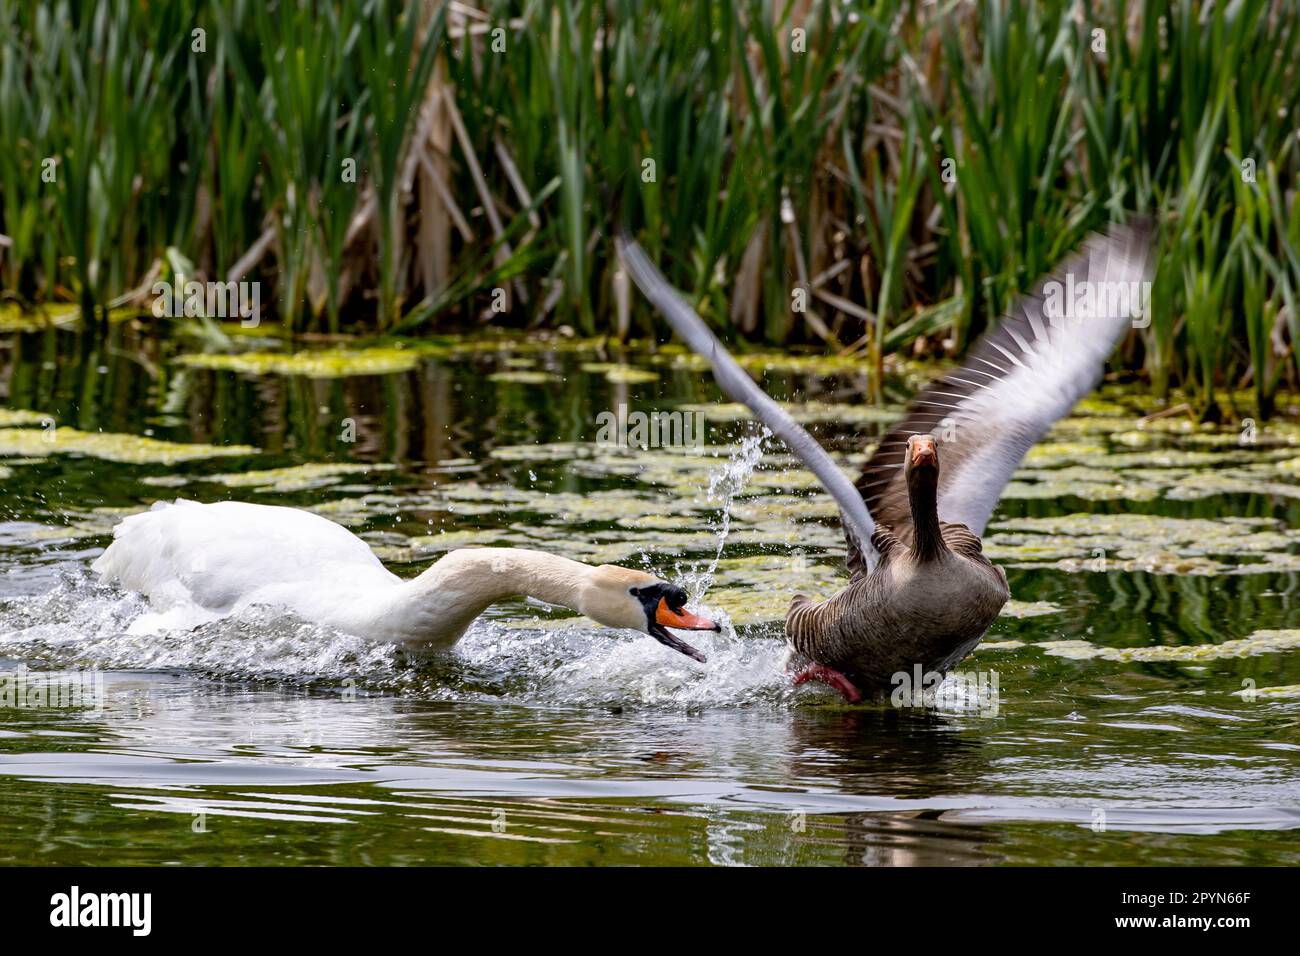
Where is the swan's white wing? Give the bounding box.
[93,499,398,615]
[616,234,877,559]
[858,221,1153,542]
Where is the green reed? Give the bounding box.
[1,0,1298,418]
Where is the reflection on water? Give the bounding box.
[1,323,1299,865]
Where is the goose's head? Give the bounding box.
[905,433,940,482]
[582,566,719,663]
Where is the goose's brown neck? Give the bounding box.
[907,464,948,562]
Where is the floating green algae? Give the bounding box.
[0,409,50,427]
[196,462,394,493]
[976,640,1028,651]
[1000,433,1300,503]
[729,494,840,524]
[0,303,80,332]
[371,483,723,547]
[1071,396,1138,417]
[580,363,659,384]
[991,514,1280,551]
[734,352,871,376]
[1000,600,1063,618]
[986,513,1300,576]
[0,426,256,464]
[488,441,751,488]
[1000,475,1161,503]
[402,529,522,556]
[489,442,594,462]
[441,333,620,357]
[676,400,900,425]
[1023,442,1257,471]
[306,493,443,526]
[138,463,394,494]
[715,588,801,626]
[211,321,289,340]
[138,475,190,489]
[711,554,842,591]
[1037,630,1300,662]
[7,506,146,544]
[175,346,427,378]
[1232,684,1300,699]
[1020,441,1112,468]
[487,370,560,384]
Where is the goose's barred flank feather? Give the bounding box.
[785,519,1008,688]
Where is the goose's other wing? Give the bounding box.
[857,221,1153,548]
[616,233,877,562]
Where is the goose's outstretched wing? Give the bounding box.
[857,221,1153,549]
[616,233,878,562]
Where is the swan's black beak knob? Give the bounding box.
[634,584,718,662]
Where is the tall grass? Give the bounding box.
[1,0,1298,419]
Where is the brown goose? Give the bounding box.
[617,222,1153,701]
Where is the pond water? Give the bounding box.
[1,321,1298,866]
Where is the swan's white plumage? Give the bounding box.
[92,499,676,650]
[94,499,403,635]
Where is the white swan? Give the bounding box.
[92,499,718,660]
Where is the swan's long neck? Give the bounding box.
[372,548,601,645]
[907,465,948,563]
[429,548,594,607]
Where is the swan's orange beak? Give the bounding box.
[910,436,937,468]
[655,599,718,631]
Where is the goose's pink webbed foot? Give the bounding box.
[791,663,863,703]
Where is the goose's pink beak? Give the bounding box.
[910,436,937,468]
[655,599,718,631]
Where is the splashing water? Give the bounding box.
[0,565,1002,712]
[678,427,771,603]
[0,568,399,684]
[0,565,798,708]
